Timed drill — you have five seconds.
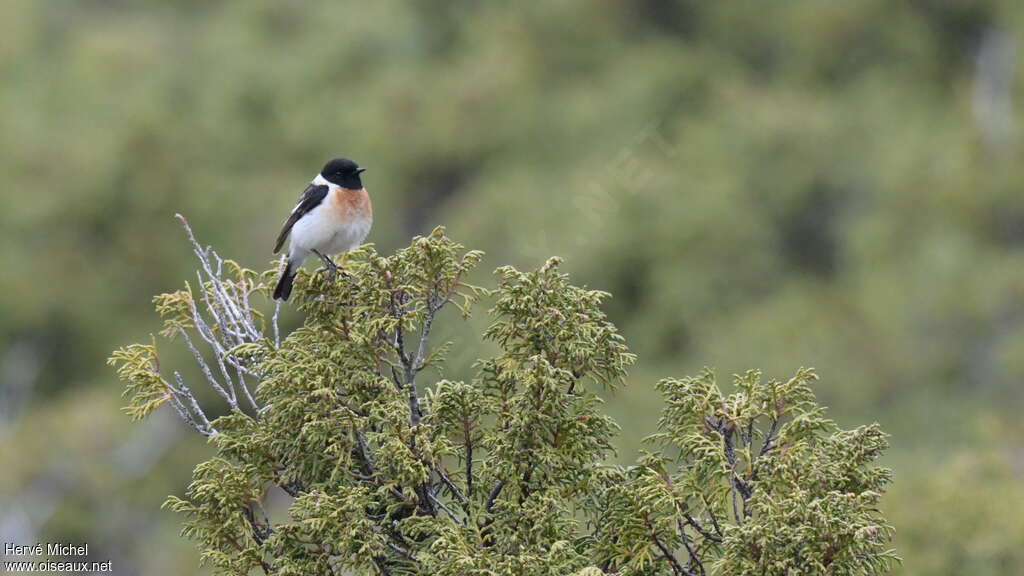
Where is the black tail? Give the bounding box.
[273,260,296,301]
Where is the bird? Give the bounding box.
[272,157,372,301]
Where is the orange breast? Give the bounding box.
[331,187,373,222]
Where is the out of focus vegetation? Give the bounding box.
[2,1,1024,574]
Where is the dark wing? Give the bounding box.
[273,184,329,253]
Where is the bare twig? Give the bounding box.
[179,215,259,343]
[187,297,237,405]
[172,372,216,435]
[177,326,237,410]
[164,215,271,435]
[272,299,282,349]
[236,365,260,413]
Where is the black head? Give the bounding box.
[320,157,366,188]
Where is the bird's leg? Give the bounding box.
[311,249,338,282]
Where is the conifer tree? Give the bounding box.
[110,216,897,575]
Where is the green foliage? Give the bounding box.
[592,369,896,575]
[112,230,896,575]
[108,337,171,421]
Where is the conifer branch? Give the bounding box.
[113,224,896,576]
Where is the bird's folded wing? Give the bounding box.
[273,184,329,253]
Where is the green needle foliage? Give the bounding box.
[110,222,897,575]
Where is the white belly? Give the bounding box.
[323,215,372,254]
[290,204,371,256]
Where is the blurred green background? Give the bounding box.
[2,1,1024,573]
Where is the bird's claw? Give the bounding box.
[313,263,349,283]
[312,250,343,283]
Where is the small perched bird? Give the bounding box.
[272,157,373,301]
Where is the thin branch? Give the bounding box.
[177,215,263,345]
[204,250,258,342]
[646,518,688,576]
[437,467,468,505]
[485,480,505,512]
[165,395,202,435]
[465,451,473,502]
[683,513,722,543]
[384,540,417,562]
[231,277,261,341]
[406,366,421,428]
[700,496,724,540]
[388,365,404,391]
[184,269,267,413]
[272,299,282,349]
[190,309,263,381]
[177,327,237,410]
[368,523,419,563]
[236,366,260,412]
[758,416,781,459]
[411,286,440,374]
[722,425,750,523]
[385,283,438,518]
[173,372,216,434]
[428,492,465,526]
[678,519,706,575]
[354,430,378,477]
[190,281,239,401]
[195,252,249,346]
[389,296,421,428]
[162,214,273,442]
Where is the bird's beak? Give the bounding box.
[356,167,367,174]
